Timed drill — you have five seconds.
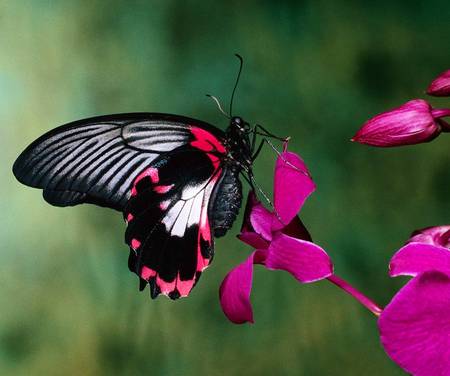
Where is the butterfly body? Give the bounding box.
[210,165,243,237]
[13,112,256,299]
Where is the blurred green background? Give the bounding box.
[1,1,450,375]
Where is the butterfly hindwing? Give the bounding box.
[124,146,224,299]
[12,113,224,211]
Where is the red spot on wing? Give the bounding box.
[131,239,141,250]
[159,200,170,210]
[141,266,156,280]
[207,154,221,169]
[130,167,159,196]
[196,171,220,273]
[190,126,226,153]
[157,276,176,295]
[176,277,195,297]
[190,126,226,169]
[126,213,134,222]
[153,184,174,194]
[135,167,159,184]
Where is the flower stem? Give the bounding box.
[327,274,383,316]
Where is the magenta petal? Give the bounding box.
[427,69,450,97]
[352,99,440,147]
[407,225,450,248]
[389,242,450,277]
[238,231,270,250]
[272,151,315,231]
[219,250,267,324]
[281,215,312,242]
[250,202,274,241]
[238,192,270,249]
[378,271,450,376]
[265,233,333,283]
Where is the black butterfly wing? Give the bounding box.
[13,112,228,298]
[13,113,224,211]
[124,141,227,299]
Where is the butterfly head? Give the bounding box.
[230,116,251,134]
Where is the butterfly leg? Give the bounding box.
[254,124,288,142]
[251,139,265,161]
[237,165,285,225]
[254,138,309,177]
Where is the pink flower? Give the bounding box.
[378,226,450,376]
[427,69,450,97]
[352,99,450,147]
[219,151,333,324]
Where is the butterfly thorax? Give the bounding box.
[223,116,253,171]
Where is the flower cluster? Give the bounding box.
[352,70,450,147]
[350,68,450,375]
[219,151,333,323]
[379,226,450,376]
[219,67,450,376]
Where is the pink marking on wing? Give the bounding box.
[177,276,195,297]
[130,167,159,197]
[131,238,141,250]
[190,126,226,153]
[159,200,171,210]
[156,276,176,295]
[207,153,221,169]
[141,266,156,280]
[154,184,174,194]
[196,252,210,272]
[135,167,159,185]
[126,213,134,222]
[195,172,220,272]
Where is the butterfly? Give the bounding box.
[12,56,284,299]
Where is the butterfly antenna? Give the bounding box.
[206,94,230,119]
[229,53,243,117]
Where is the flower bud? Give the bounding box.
[352,100,442,147]
[427,69,450,97]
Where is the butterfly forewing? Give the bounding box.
[13,113,224,211]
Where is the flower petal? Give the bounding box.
[378,271,450,376]
[219,250,267,324]
[281,215,312,242]
[250,201,274,242]
[238,191,271,249]
[427,69,450,97]
[389,242,450,277]
[272,151,315,231]
[237,231,269,250]
[265,233,333,283]
[407,225,450,248]
[352,99,440,147]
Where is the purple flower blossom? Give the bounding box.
[352,99,450,147]
[219,151,333,324]
[378,226,450,376]
[427,69,450,97]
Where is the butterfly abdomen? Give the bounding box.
[210,166,243,237]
